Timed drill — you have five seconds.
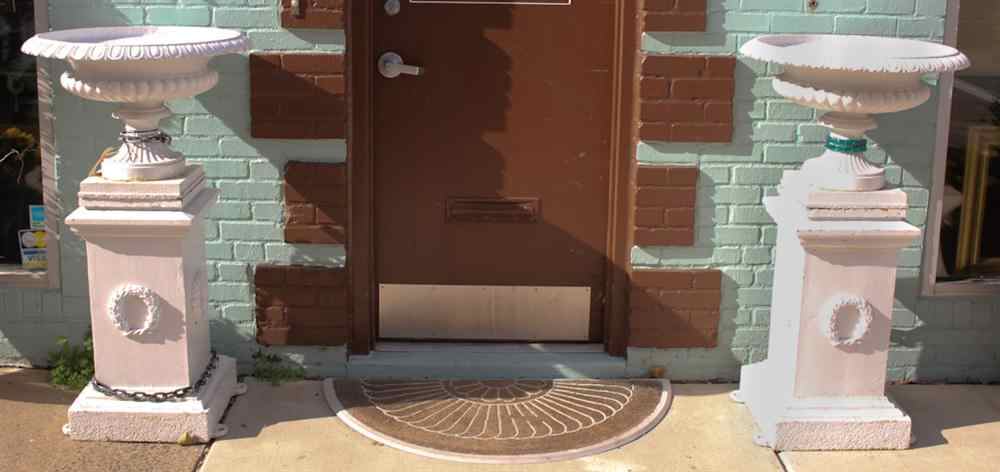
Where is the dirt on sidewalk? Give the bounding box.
[0,368,205,472]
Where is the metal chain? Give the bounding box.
[119,129,172,146]
[91,351,219,403]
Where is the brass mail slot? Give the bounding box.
[411,0,570,5]
[446,197,540,223]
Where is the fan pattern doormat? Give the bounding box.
[323,378,672,464]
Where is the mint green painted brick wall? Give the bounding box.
[0,0,347,375]
[2,0,995,383]
[635,0,1000,383]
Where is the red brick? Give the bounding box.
[643,0,676,11]
[315,205,347,225]
[285,225,347,244]
[627,268,721,348]
[288,184,345,205]
[312,164,348,185]
[634,207,665,228]
[251,73,316,98]
[704,102,733,123]
[665,207,695,227]
[281,10,344,29]
[670,123,732,143]
[634,228,694,246]
[666,166,699,186]
[281,54,345,74]
[255,265,287,285]
[313,0,346,7]
[643,12,706,32]
[705,56,737,78]
[671,78,735,100]
[316,75,346,94]
[253,263,351,346]
[257,326,291,346]
[688,311,721,339]
[257,306,288,325]
[250,53,283,68]
[284,95,345,118]
[283,307,331,325]
[641,55,705,77]
[286,204,316,224]
[675,0,706,13]
[638,122,671,141]
[631,270,694,289]
[635,187,696,207]
[639,77,669,99]
[657,289,721,309]
[641,101,705,122]
[635,166,669,186]
[318,288,350,308]
[250,97,282,117]
[691,270,722,289]
[315,119,347,138]
[252,121,308,139]
[286,266,346,287]
[258,285,319,307]
[285,324,349,345]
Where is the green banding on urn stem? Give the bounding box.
[825,135,868,154]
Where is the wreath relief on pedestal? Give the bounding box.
[107,284,161,337]
[819,293,873,347]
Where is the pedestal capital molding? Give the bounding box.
[819,294,873,347]
[108,284,161,337]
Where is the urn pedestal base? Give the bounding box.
[64,355,243,443]
[65,165,242,443]
[734,170,920,451]
[736,361,911,451]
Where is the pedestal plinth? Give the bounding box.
[64,166,243,443]
[733,170,920,451]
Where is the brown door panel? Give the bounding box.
[373,1,615,340]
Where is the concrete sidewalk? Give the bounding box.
[0,368,206,472]
[201,379,782,471]
[203,380,1000,472]
[3,367,998,472]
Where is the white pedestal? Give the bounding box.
[65,356,242,443]
[64,165,243,443]
[733,170,920,451]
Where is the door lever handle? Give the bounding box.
[378,52,424,78]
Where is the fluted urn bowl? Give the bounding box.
[741,34,969,192]
[22,27,249,181]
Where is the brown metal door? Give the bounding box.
[373,0,614,341]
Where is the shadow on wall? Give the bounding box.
[193,3,638,371]
[0,1,132,367]
[188,43,349,270]
[872,87,1000,384]
[629,59,766,382]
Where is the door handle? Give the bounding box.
[378,52,424,78]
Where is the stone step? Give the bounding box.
[346,344,628,379]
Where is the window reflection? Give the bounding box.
[0,0,41,267]
[937,2,1000,281]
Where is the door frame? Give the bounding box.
[347,0,639,357]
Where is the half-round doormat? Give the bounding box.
[323,378,672,464]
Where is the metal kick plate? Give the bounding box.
[378,284,591,341]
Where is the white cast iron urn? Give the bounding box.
[732,34,969,451]
[20,26,249,444]
[741,34,969,191]
[22,26,248,181]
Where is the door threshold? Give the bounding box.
[375,341,605,354]
[350,345,627,379]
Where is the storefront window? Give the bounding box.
[936,1,1000,282]
[0,0,42,268]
